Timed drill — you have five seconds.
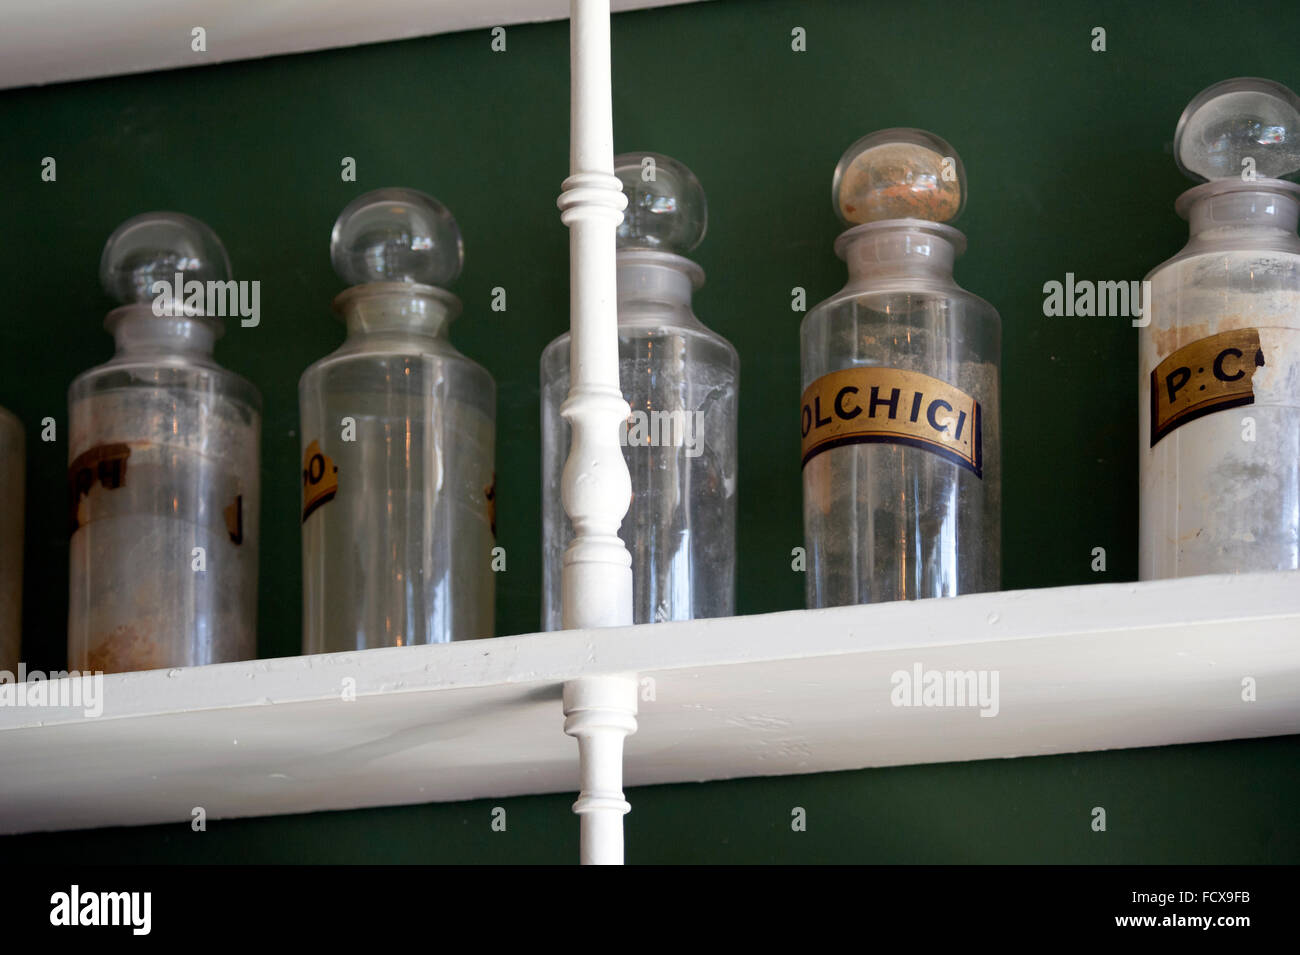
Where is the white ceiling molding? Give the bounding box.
[0,0,706,90]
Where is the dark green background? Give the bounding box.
[1,0,1296,863]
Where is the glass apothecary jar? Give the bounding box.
[0,405,22,673]
[801,129,1001,607]
[541,152,738,628]
[1140,78,1300,578]
[68,213,261,673]
[300,188,495,651]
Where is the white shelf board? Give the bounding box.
[1,571,1297,835]
[1,0,706,90]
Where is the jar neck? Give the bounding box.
[616,250,704,315]
[105,305,222,359]
[333,282,461,339]
[835,220,966,288]
[1178,179,1300,241]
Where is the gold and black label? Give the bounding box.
[800,367,982,477]
[301,440,338,522]
[1150,327,1265,446]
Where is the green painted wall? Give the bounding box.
[1,0,1296,863]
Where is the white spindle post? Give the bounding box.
[563,675,638,865]
[557,0,636,865]
[557,0,633,633]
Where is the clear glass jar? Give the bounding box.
[801,130,1000,607]
[1140,78,1300,578]
[68,213,260,673]
[0,405,22,673]
[1140,183,1300,576]
[300,189,495,651]
[541,153,738,628]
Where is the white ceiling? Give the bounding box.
[0,0,703,90]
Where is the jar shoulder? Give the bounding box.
[301,336,495,389]
[803,281,1001,333]
[1147,239,1300,281]
[70,356,262,412]
[543,315,739,373]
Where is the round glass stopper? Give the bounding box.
[100,212,231,305]
[615,152,707,254]
[832,128,965,225]
[1175,77,1300,182]
[331,188,463,287]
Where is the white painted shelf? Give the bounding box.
[1,571,1297,835]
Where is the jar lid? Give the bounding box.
[614,152,707,254]
[832,128,965,226]
[100,212,230,309]
[331,188,463,287]
[1174,77,1300,182]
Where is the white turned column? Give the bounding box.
[557,0,633,633]
[559,0,636,867]
[563,675,638,865]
